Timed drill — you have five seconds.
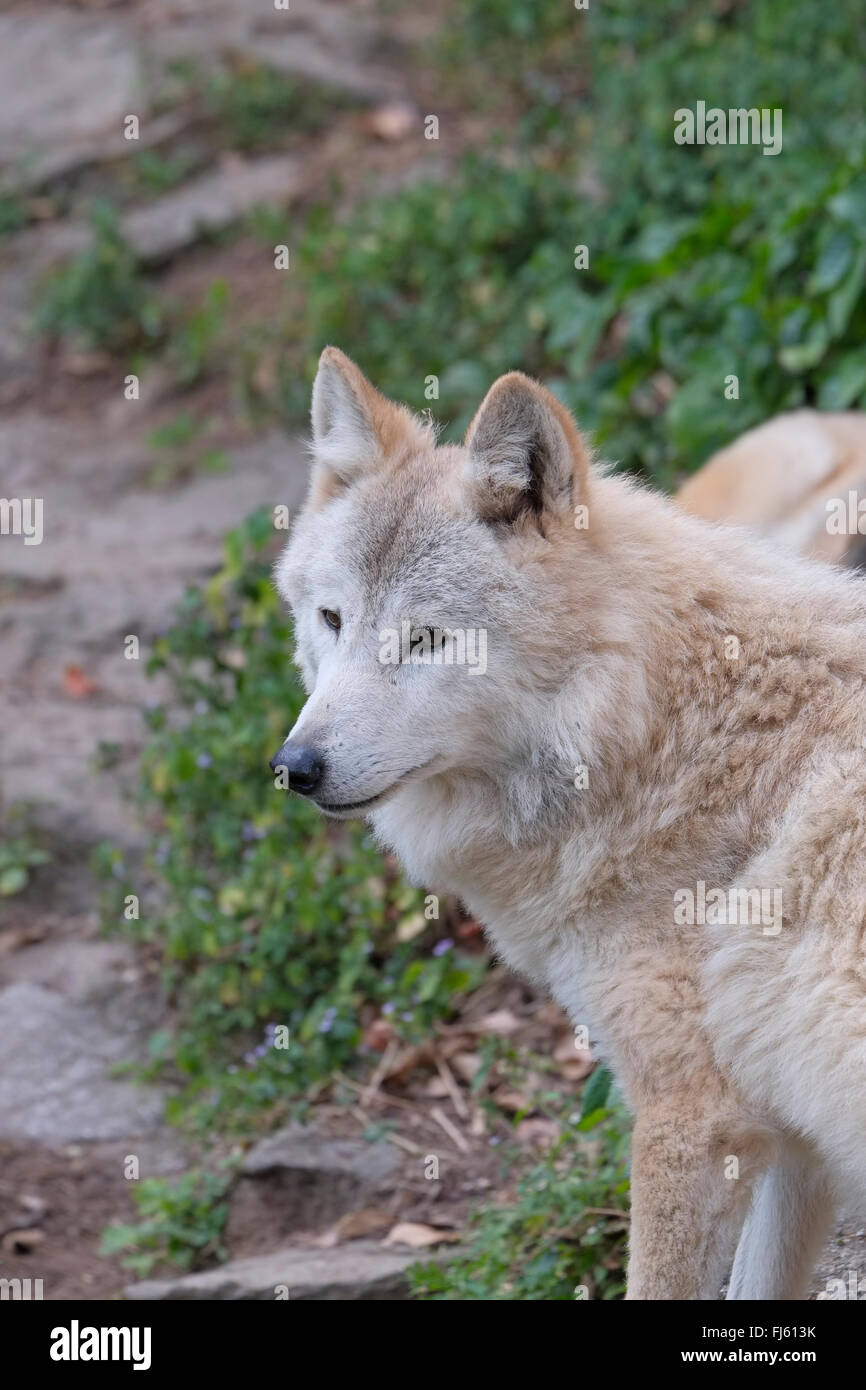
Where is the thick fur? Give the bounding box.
[275,347,866,1299]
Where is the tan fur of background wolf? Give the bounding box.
[678,409,866,565]
[278,350,866,1299]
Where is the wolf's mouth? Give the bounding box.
[315,791,388,813]
[313,760,436,815]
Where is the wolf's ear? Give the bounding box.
[310,347,431,502]
[464,372,588,525]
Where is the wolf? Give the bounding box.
[272,346,866,1299]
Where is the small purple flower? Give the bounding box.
[433,938,454,957]
[194,699,209,716]
[381,1002,396,1015]
[319,1007,338,1034]
[196,752,213,769]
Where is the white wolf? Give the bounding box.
[272,347,866,1300]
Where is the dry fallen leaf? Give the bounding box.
[516,1118,560,1147]
[362,100,417,141]
[383,1222,462,1249]
[395,911,428,943]
[382,1042,435,1082]
[421,1075,451,1099]
[362,1017,396,1052]
[60,350,111,377]
[490,1087,531,1114]
[0,926,47,957]
[468,1009,520,1037]
[558,1056,595,1082]
[63,664,100,699]
[335,1207,393,1241]
[450,1051,482,1084]
[553,1038,595,1081]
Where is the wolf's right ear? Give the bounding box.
[310,347,432,503]
[464,372,589,527]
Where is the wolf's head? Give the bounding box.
[271,347,599,823]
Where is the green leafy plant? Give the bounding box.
[204,62,352,153]
[0,192,27,239]
[0,807,50,903]
[411,1095,631,1300]
[34,202,162,352]
[129,147,202,195]
[288,0,866,486]
[168,279,230,387]
[100,1166,234,1277]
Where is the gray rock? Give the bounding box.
[125,1243,414,1300]
[241,1123,401,1184]
[0,1,398,191]
[226,1124,403,1249]
[0,11,137,173]
[0,981,165,1144]
[121,156,303,263]
[0,419,308,844]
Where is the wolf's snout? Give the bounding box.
[269,741,325,796]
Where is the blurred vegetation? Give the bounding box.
[31,2,866,488]
[0,805,50,907]
[34,202,163,352]
[201,61,353,153]
[100,1165,235,1278]
[412,1085,630,1301]
[289,0,866,486]
[0,192,27,239]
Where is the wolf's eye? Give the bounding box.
[416,625,447,649]
[321,608,341,634]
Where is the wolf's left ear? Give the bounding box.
[464,372,589,525]
[310,347,432,502]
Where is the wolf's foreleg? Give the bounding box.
[625,1095,762,1300]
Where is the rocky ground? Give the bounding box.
[0,0,863,1302]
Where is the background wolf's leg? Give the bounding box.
[726,1149,835,1300]
[625,1098,763,1300]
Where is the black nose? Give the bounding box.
[269,741,325,795]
